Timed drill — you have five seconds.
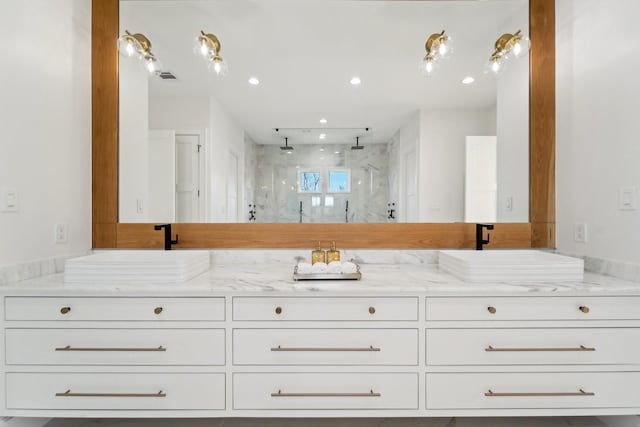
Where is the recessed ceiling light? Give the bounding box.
[462,76,475,85]
[248,77,260,85]
[319,133,327,140]
[334,151,340,154]
[319,148,325,152]
[350,76,361,86]
[319,118,328,124]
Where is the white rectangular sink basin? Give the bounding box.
[438,250,584,283]
[64,250,210,284]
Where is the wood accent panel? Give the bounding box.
[117,223,532,249]
[529,0,556,248]
[92,0,119,248]
[92,1,553,249]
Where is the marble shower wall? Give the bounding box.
[253,143,391,223]
[243,135,258,222]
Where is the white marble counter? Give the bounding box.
[2,262,640,297]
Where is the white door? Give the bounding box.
[175,134,201,222]
[465,136,497,222]
[226,151,239,222]
[148,130,176,222]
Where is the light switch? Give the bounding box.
[505,196,513,212]
[3,188,18,212]
[618,187,638,210]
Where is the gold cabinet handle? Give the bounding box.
[487,306,497,314]
[485,345,595,352]
[271,345,380,352]
[579,306,590,314]
[56,389,166,398]
[485,389,594,397]
[55,345,166,352]
[368,306,376,314]
[275,306,282,315]
[60,307,71,315]
[154,307,163,315]
[271,389,380,397]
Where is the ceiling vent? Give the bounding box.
[157,71,177,80]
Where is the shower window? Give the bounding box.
[328,169,351,193]
[298,170,321,193]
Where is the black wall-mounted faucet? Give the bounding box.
[154,224,179,250]
[475,223,494,250]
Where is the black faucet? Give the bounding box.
[475,223,494,250]
[154,224,179,250]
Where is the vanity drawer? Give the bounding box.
[6,372,225,410]
[6,328,225,365]
[426,328,640,365]
[233,328,417,365]
[426,372,640,409]
[233,297,418,321]
[233,372,418,410]
[4,297,225,321]
[425,296,640,321]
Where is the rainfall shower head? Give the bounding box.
[280,137,294,151]
[351,136,364,150]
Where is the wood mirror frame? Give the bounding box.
[92,0,554,249]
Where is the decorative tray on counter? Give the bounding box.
[293,263,362,281]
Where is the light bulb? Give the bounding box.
[491,60,500,73]
[147,59,155,73]
[513,42,522,57]
[213,61,222,74]
[126,41,134,56]
[425,60,434,74]
[438,42,447,57]
[200,40,208,56]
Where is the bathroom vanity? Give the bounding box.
[2,262,640,418]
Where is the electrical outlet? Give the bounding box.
[55,224,68,244]
[136,198,144,214]
[2,188,18,212]
[618,187,638,210]
[505,196,513,212]
[574,223,587,243]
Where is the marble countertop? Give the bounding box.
[2,262,640,296]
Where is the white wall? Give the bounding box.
[556,0,640,264]
[118,59,149,222]
[208,97,246,222]
[149,96,210,130]
[0,0,91,266]
[496,54,529,222]
[418,108,495,222]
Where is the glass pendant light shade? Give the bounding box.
[485,57,504,75]
[511,35,531,58]
[419,57,439,77]
[207,56,229,76]
[117,33,140,57]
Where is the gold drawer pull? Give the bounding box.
[55,345,166,352]
[56,389,166,398]
[275,306,283,315]
[271,345,380,352]
[579,306,590,314]
[485,345,595,352]
[368,306,376,314]
[485,389,594,397]
[271,389,380,397]
[154,307,163,315]
[487,306,497,314]
[60,307,71,315]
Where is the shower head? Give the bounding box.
[280,137,294,151]
[351,136,364,150]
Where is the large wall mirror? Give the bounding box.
[92,0,554,248]
[118,0,529,225]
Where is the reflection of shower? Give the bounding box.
[299,201,303,223]
[362,164,381,194]
[345,200,349,223]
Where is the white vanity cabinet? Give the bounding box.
[1,296,227,417]
[425,296,640,415]
[2,289,640,417]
